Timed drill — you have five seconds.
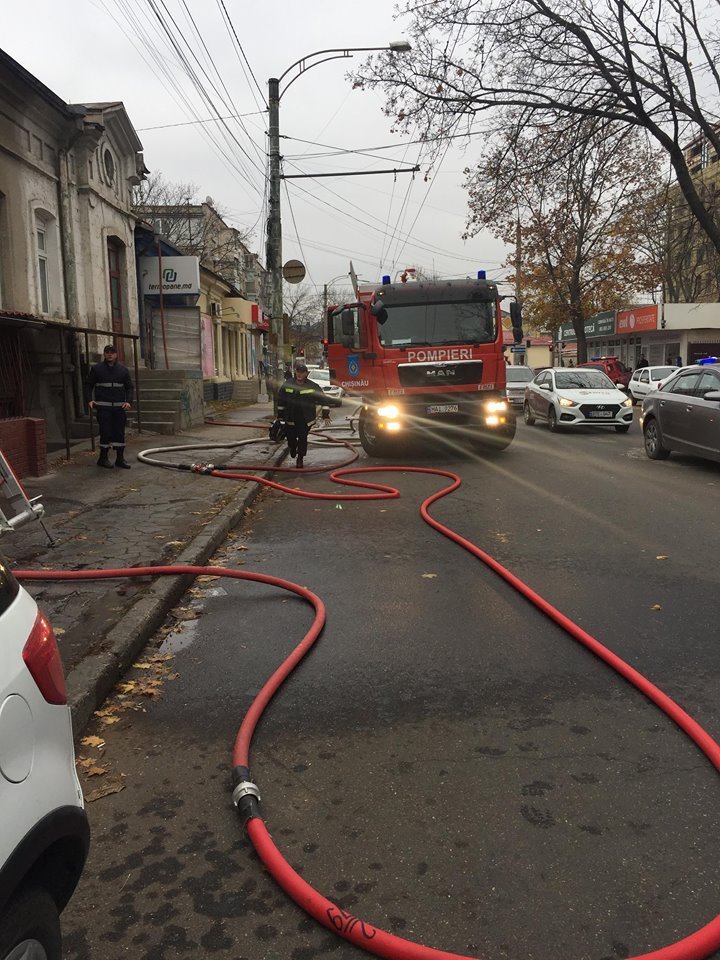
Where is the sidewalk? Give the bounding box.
[2,400,282,734]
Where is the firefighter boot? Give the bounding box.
[114,451,131,469]
[97,450,114,469]
[296,456,304,469]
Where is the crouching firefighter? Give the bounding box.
[277,360,342,468]
[85,344,134,469]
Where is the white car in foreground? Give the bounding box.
[524,367,634,433]
[0,555,89,959]
[628,365,677,404]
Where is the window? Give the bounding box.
[667,372,701,396]
[37,224,49,313]
[696,371,720,398]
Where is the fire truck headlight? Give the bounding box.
[377,404,400,419]
[485,400,508,413]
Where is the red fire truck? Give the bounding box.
[326,273,518,456]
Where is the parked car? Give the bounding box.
[311,368,343,400]
[576,357,632,388]
[504,365,535,406]
[0,554,89,960]
[640,360,720,463]
[628,365,677,403]
[524,367,634,432]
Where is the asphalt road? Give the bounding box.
[62,409,720,960]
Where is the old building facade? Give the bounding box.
[0,48,147,471]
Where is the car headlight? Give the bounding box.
[558,396,576,407]
[622,397,633,407]
[377,404,399,419]
[486,400,508,413]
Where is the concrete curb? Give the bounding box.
[67,446,286,734]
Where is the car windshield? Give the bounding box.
[506,367,534,383]
[554,370,615,390]
[378,299,497,347]
[312,371,330,383]
[650,367,675,381]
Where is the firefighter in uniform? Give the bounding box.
[277,360,341,468]
[86,344,134,469]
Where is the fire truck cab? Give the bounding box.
[327,275,516,456]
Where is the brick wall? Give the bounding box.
[0,418,47,478]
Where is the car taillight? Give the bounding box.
[22,611,67,705]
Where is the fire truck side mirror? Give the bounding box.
[370,298,388,325]
[510,302,523,344]
[341,309,355,337]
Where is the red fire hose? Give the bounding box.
[16,456,720,960]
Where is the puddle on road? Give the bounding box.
[158,617,198,654]
[157,586,228,654]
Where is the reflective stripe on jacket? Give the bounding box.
[277,377,340,425]
[85,360,134,406]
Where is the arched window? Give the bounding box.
[34,209,60,316]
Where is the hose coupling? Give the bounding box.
[232,779,261,826]
[191,462,215,474]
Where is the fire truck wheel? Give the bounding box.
[359,410,389,457]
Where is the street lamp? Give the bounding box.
[266,40,411,390]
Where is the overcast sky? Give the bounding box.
[3,0,510,298]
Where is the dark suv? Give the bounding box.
[577,357,632,388]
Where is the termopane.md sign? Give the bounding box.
[140,257,200,295]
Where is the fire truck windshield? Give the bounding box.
[377,299,496,347]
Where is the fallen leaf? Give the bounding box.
[651,603,662,610]
[132,661,152,670]
[656,555,669,560]
[116,682,137,694]
[98,715,120,725]
[171,608,199,621]
[422,573,437,579]
[86,765,107,777]
[81,735,105,748]
[54,627,66,636]
[85,780,125,802]
[166,540,186,547]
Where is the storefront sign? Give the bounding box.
[559,310,616,342]
[616,304,658,333]
[140,257,200,295]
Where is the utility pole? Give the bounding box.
[266,77,283,389]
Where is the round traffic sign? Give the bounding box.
[282,259,306,284]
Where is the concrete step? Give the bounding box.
[138,379,187,391]
[134,419,177,435]
[137,369,200,381]
[138,388,186,401]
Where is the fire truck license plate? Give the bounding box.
[426,403,459,414]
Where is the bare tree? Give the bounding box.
[133,171,254,281]
[355,0,720,254]
[283,284,324,359]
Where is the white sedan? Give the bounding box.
[523,367,634,432]
[311,368,343,400]
[628,365,677,403]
